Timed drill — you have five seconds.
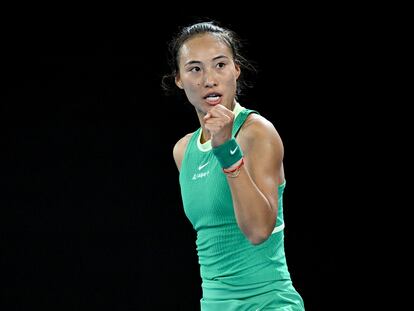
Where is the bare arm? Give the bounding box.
[173,133,193,171]
[230,115,284,245]
[204,106,283,245]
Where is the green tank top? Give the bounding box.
[179,104,294,300]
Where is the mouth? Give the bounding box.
[203,93,222,106]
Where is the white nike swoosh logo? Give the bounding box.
[198,162,209,170]
[230,146,238,155]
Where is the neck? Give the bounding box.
[200,127,210,143]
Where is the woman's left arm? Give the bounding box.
[228,114,284,245]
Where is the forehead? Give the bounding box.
[179,33,232,63]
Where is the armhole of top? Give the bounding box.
[233,109,260,138]
[179,129,200,173]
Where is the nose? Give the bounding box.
[203,69,217,88]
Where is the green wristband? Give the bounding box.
[212,138,243,169]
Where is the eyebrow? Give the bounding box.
[184,55,229,67]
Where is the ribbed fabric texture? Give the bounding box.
[179,105,304,309]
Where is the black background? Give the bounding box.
[0,6,361,311]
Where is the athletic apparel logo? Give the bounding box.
[230,146,238,155]
[198,162,209,170]
[192,170,210,180]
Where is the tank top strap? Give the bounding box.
[232,108,260,137]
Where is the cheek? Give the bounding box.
[184,81,200,92]
[184,84,200,100]
[226,76,238,91]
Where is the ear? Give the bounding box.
[235,63,241,80]
[175,75,184,89]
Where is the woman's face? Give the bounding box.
[175,33,240,115]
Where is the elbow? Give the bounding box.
[241,212,277,245]
[248,236,268,245]
[246,230,272,245]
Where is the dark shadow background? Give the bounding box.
[1,7,356,311]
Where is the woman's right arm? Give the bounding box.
[173,134,192,172]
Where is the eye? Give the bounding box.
[189,66,201,72]
[217,62,226,69]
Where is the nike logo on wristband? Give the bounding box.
[230,146,238,155]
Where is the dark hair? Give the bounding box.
[161,21,257,98]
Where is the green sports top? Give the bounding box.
[179,103,304,309]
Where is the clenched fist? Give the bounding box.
[203,104,235,148]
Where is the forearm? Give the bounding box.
[226,166,277,245]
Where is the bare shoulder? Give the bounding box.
[173,133,194,171]
[238,113,285,180]
[239,113,283,148]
